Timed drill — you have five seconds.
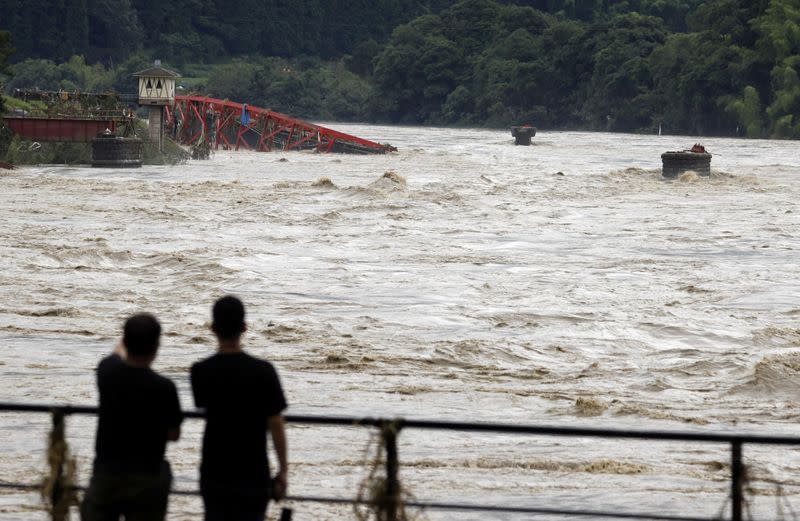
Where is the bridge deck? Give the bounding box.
[3,115,120,142]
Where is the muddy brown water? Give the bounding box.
[0,125,799,519]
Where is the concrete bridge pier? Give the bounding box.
[511,125,536,146]
[661,144,712,178]
[147,106,163,151]
[91,130,143,168]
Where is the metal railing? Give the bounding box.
[1,401,799,521]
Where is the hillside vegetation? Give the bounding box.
[1,0,799,138]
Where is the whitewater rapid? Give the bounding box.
[0,126,798,520]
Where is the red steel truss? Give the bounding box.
[3,115,118,142]
[166,95,395,154]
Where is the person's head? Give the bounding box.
[123,313,161,359]
[212,295,246,341]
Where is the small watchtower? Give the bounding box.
[133,60,180,150]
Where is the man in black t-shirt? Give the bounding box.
[191,295,288,521]
[81,313,183,521]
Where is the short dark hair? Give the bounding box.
[212,295,246,340]
[123,313,161,357]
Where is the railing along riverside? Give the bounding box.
[0,402,798,521]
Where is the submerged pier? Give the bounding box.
[662,145,712,177]
[511,125,536,145]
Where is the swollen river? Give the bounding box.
[0,126,799,520]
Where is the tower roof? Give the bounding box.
[133,66,180,78]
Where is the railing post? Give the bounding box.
[731,441,743,521]
[46,408,69,521]
[382,420,401,521]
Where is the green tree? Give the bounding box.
[471,25,553,126]
[373,17,467,123]
[0,31,13,76]
[59,55,114,92]
[205,60,261,103]
[0,30,15,158]
[108,52,154,93]
[765,59,800,137]
[64,0,90,58]
[345,38,381,76]
[689,0,768,47]
[604,0,706,31]
[753,0,800,137]
[0,1,30,62]
[6,59,62,91]
[497,5,549,36]
[87,0,143,63]
[572,13,667,131]
[440,0,501,55]
[726,86,764,137]
[5,56,115,93]
[442,85,474,123]
[648,32,755,135]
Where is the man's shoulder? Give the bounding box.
[244,352,274,367]
[191,354,218,374]
[193,352,273,368]
[242,353,280,378]
[97,354,124,381]
[191,356,208,369]
[150,370,177,392]
[98,353,123,370]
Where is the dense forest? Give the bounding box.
[1,0,799,138]
[0,0,451,63]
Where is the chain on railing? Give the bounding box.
[1,402,799,521]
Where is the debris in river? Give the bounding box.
[575,396,609,416]
[312,176,336,188]
[382,170,406,185]
[191,139,211,160]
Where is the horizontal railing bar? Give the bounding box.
[0,483,718,521]
[398,418,800,445]
[0,483,41,491]
[402,499,714,521]
[283,495,715,521]
[2,402,799,445]
[0,403,90,415]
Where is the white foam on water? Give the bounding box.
[1,128,799,518]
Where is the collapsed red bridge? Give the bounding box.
[167,95,396,155]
